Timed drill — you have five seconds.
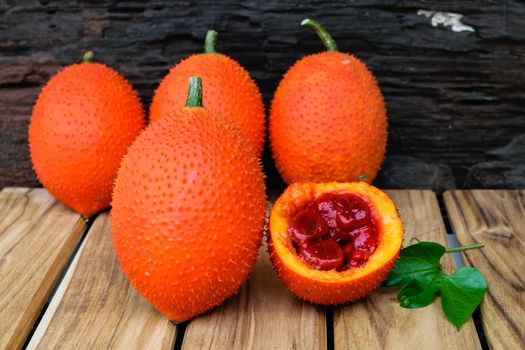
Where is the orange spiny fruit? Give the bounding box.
[29,52,145,217]
[270,19,387,184]
[269,182,402,304]
[112,77,266,322]
[149,30,265,157]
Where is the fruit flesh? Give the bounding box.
[268,182,403,305]
[289,193,378,271]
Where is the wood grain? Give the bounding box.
[26,213,177,350]
[444,190,525,350]
[334,190,481,350]
[0,187,86,350]
[182,204,326,350]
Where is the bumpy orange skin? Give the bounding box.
[29,62,145,217]
[111,108,266,322]
[269,182,402,305]
[269,52,387,184]
[149,54,265,156]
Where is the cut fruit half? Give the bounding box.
[268,182,403,304]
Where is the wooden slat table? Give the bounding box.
[335,191,480,350]
[444,190,525,350]
[26,213,176,350]
[0,188,86,350]
[0,188,523,349]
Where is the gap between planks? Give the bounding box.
[333,190,482,350]
[180,201,327,350]
[9,189,493,350]
[26,212,176,350]
[444,190,525,350]
[182,190,483,350]
[0,188,86,350]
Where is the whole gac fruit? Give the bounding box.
[269,19,387,183]
[112,77,266,322]
[269,182,402,304]
[150,30,265,157]
[29,52,145,217]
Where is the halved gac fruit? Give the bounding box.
[268,182,402,304]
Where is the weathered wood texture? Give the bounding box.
[27,213,176,350]
[334,190,480,350]
[1,1,524,190]
[444,190,525,350]
[0,188,86,350]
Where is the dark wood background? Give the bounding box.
[1,0,524,192]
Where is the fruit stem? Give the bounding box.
[301,18,338,52]
[83,51,94,63]
[445,243,485,253]
[204,30,218,53]
[184,76,203,108]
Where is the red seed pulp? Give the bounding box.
[288,193,378,271]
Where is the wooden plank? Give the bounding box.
[444,190,525,350]
[182,204,326,350]
[0,187,86,350]
[27,213,177,350]
[334,190,481,350]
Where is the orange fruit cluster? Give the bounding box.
[28,19,401,322]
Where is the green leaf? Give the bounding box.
[440,266,488,330]
[398,275,442,309]
[383,256,440,287]
[382,240,488,331]
[400,241,446,262]
[383,242,446,287]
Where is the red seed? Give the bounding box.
[288,204,329,242]
[298,240,344,271]
[290,192,378,271]
[315,193,344,228]
[348,249,371,267]
[336,206,369,230]
[352,226,378,253]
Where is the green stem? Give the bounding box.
[445,243,485,253]
[184,77,203,108]
[301,18,338,52]
[83,51,94,63]
[204,30,218,53]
